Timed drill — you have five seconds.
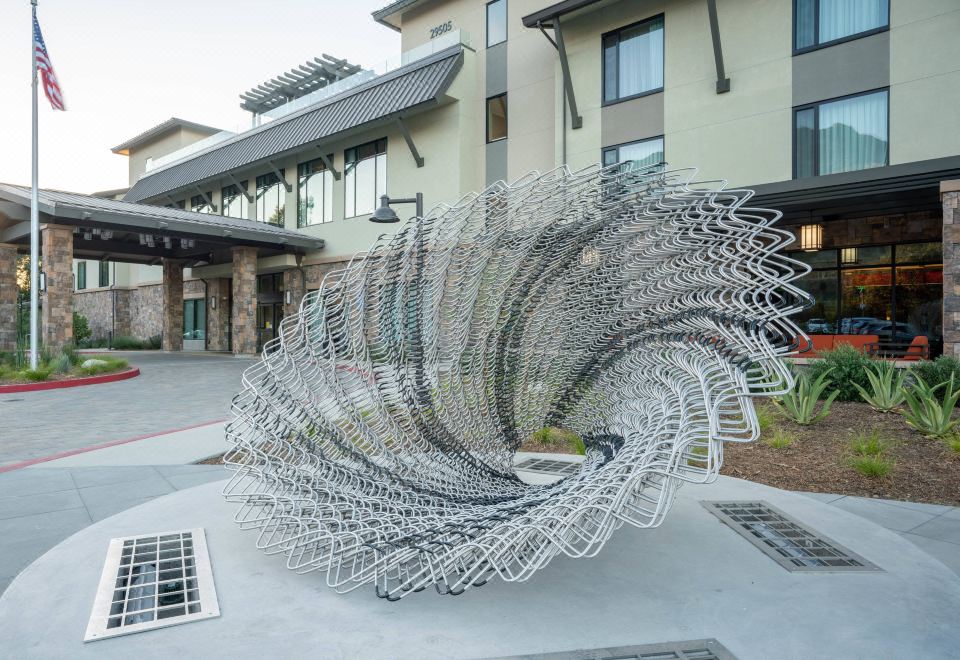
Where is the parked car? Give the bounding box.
[805,318,833,334]
[839,317,877,334]
[859,321,917,343]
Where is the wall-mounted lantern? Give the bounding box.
[799,224,822,251]
[840,247,858,265]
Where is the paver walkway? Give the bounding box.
[0,351,253,468]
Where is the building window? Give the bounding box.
[76,261,86,290]
[794,0,889,52]
[298,157,334,227]
[256,172,286,226]
[190,193,214,214]
[486,0,507,47]
[165,200,185,210]
[486,94,508,143]
[345,138,387,218]
[602,136,665,171]
[221,182,248,220]
[98,261,110,287]
[794,89,888,178]
[602,15,664,104]
[790,242,942,351]
[183,299,206,341]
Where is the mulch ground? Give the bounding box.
[722,400,960,506]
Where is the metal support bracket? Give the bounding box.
[194,186,217,213]
[317,150,341,180]
[225,172,253,203]
[395,117,425,168]
[707,0,731,94]
[268,160,293,192]
[542,17,582,130]
[164,194,180,208]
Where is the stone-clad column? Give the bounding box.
[231,247,258,356]
[0,243,18,351]
[161,258,185,351]
[283,268,305,318]
[943,181,960,357]
[41,225,73,351]
[205,278,231,352]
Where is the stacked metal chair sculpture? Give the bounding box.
[223,163,807,599]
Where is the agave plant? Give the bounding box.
[901,374,960,438]
[773,369,838,425]
[853,361,906,412]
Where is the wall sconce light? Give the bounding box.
[840,247,858,265]
[800,224,822,251]
[285,290,292,305]
[39,271,46,292]
[210,296,216,310]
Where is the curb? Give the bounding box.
[0,367,140,394]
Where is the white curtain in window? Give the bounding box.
[818,91,887,175]
[619,137,664,170]
[819,0,888,43]
[618,18,663,98]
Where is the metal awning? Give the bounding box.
[240,55,362,115]
[0,184,323,266]
[124,46,464,204]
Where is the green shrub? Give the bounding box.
[901,375,960,438]
[774,369,838,424]
[763,429,795,449]
[850,429,886,457]
[146,334,162,350]
[19,367,51,381]
[60,345,81,367]
[755,403,777,433]
[80,357,128,376]
[851,455,893,478]
[529,427,584,455]
[946,436,960,454]
[909,356,960,403]
[49,354,72,374]
[72,312,91,344]
[687,444,708,467]
[853,361,906,412]
[807,345,873,401]
[111,335,146,350]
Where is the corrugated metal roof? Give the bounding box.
[111,117,225,154]
[124,47,464,204]
[0,183,322,251]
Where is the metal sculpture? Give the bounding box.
[223,163,806,599]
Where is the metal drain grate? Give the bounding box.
[514,458,581,476]
[702,501,880,572]
[84,528,220,641]
[484,638,737,659]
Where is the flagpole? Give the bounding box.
[29,0,39,369]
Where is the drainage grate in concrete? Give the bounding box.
[702,500,880,572]
[514,458,581,476]
[484,638,737,659]
[84,528,220,641]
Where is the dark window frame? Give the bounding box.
[485,93,508,143]
[221,181,249,220]
[344,138,388,219]
[792,87,889,179]
[255,171,286,226]
[98,261,110,288]
[787,239,943,341]
[190,192,214,214]
[298,156,334,228]
[601,135,666,168]
[183,298,207,341]
[792,0,890,55]
[76,261,86,290]
[601,14,665,107]
[486,0,507,48]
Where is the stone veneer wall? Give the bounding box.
[72,289,133,340]
[205,278,231,352]
[41,225,73,351]
[0,244,17,351]
[943,184,960,357]
[231,247,258,355]
[129,284,163,341]
[162,259,185,352]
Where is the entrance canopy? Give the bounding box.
[0,183,323,266]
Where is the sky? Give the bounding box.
[0,0,399,193]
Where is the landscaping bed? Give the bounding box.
[0,349,132,387]
[723,400,960,506]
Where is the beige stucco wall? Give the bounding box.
[889,1,960,165]
[126,127,217,186]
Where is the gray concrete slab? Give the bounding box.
[0,468,75,497]
[907,516,960,544]
[0,489,85,520]
[798,491,845,504]
[1,476,958,659]
[76,478,175,509]
[0,352,253,468]
[900,532,960,575]
[829,494,941,532]
[68,466,164,489]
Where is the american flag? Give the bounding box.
[33,14,65,111]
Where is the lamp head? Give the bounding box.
[369,196,400,223]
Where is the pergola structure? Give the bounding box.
[239,54,362,117]
[0,184,322,355]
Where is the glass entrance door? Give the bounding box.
[257,302,284,351]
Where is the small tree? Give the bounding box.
[73,312,91,344]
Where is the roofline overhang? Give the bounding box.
[111,118,224,155]
[521,0,603,27]
[0,188,323,253]
[749,155,960,210]
[371,0,425,31]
